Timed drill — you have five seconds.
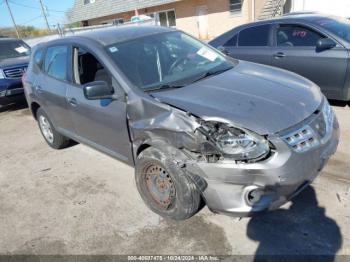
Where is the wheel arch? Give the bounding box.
[30,101,41,120]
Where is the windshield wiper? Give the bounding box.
[144,83,185,92]
[189,66,233,84]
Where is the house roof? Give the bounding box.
[69,0,181,23]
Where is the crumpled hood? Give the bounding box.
[0,56,29,68]
[152,61,323,135]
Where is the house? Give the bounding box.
[288,0,350,18]
[68,0,289,40]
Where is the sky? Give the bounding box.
[0,0,75,28]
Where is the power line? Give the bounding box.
[8,0,66,13]
[38,0,51,31]
[19,15,43,25]
[4,0,20,38]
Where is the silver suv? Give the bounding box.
[23,26,339,220]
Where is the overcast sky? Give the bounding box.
[0,0,74,28]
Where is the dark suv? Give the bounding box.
[0,38,30,108]
[23,27,338,220]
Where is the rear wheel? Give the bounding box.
[135,147,201,220]
[36,108,70,149]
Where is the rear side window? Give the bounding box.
[238,25,271,46]
[44,46,68,81]
[33,49,44,71]
[276,24,325,47]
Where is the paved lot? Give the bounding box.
[0,103,349,256]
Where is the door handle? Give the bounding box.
[35,85,43,93]
[68,98,78,106]
[273,52,286,58]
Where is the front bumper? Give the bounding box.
[0,78,25,106]
[187,116,340,217]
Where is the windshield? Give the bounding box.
[106,31,233,91]
[313,17,350,42]
[0,40,31,60]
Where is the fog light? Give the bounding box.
[244,186,263,206]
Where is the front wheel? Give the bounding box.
[135,147,201,220]
[36,108,70,149]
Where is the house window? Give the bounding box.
[113,18,124,25]
[84,0,95,5]
[230,0,242,13]
[147,10,176,27]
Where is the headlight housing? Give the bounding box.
[199,122,270,161]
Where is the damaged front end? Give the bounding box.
[127,95,339,217]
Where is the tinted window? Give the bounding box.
[276,24,325,47]
[238,25,270,46]
[224,34,238,47]
[44,46,68,81]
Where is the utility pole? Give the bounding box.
[38,0,51,32]
[5,0,20,38]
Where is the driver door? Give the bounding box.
[66,46,133,164]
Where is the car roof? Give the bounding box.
[242,13,337,27]
[52,25,176,47]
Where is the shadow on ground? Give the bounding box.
[0,101,28,113]
[247,186,342,260]
[329,99,349,108]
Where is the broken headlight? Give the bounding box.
[200,122,270,161]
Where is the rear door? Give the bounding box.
[65,45,133,164]
[271,23,348,99]
[221,24,273,65]
[39,45,74,132]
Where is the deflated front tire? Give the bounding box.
[135,147,202,220]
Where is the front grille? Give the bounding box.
[3,66,27,79]
[281,99,334,153]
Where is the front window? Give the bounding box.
[313,17,350,43]
[276,24,325,47]
[0,40,31,60]
[106,32,233,91]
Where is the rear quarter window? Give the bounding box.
[32,48,44,72]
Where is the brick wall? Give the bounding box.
[85,0,258,39]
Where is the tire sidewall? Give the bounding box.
[135,147,199,220]
[36,108,59,148]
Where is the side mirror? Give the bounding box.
[316,38,337,50]
[83,81,114,100]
